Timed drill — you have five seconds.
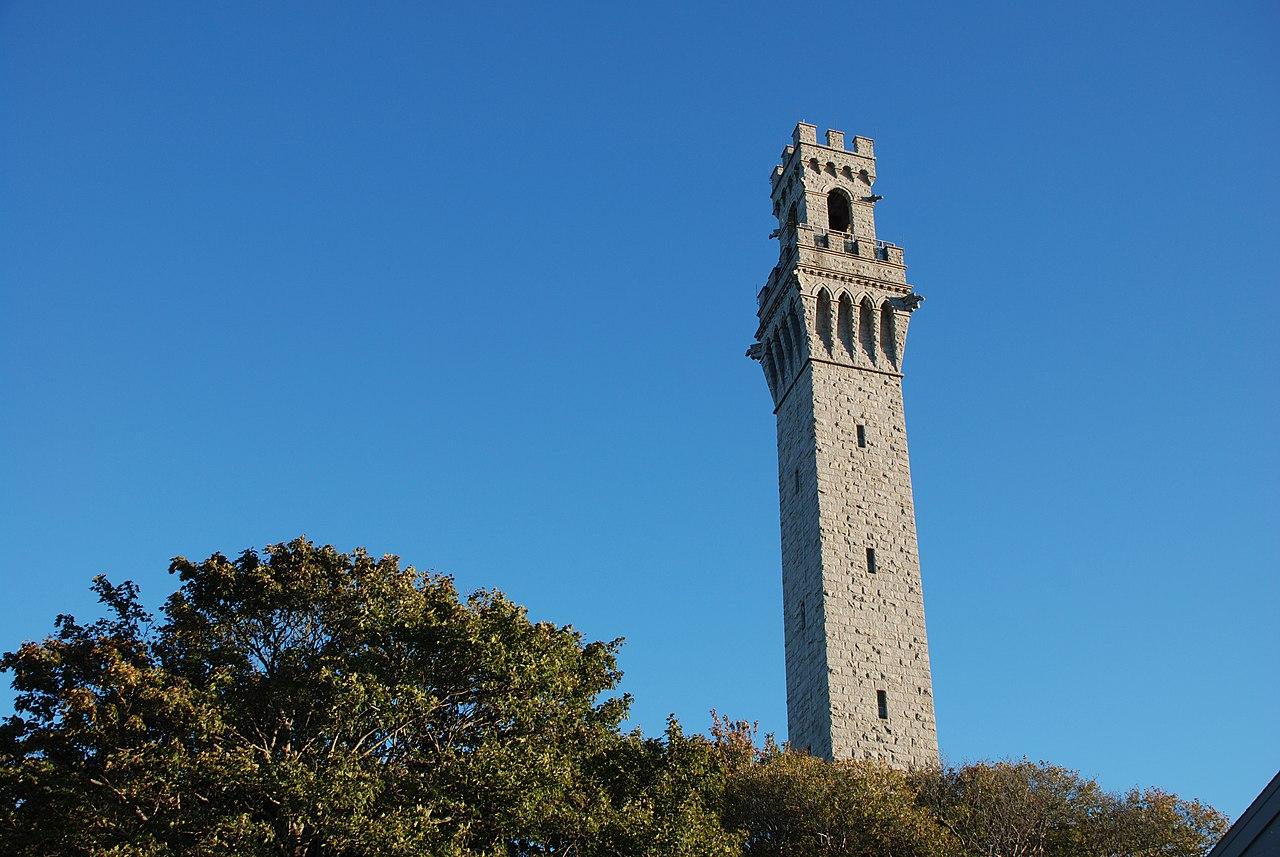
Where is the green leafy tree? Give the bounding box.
[722,752,952,856]
[0,536,1229,856]
[913,760,1100,855]
[1093,787,1230,857]
[710,717,1226,857]
[910,760,1227,857]
[711,714,948,857]
[0,538,738,856]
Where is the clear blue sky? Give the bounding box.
[2,0,1276,821]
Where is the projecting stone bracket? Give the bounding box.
[895,293,924,312]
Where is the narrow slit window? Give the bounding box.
[876,690,889,720]
[797,599,806,631]
[856,424,867,448]
[793,467,800,495]
[866,547,877,574]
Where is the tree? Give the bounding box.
[722,752,950,856]
[0,537,1229,856]
[0,538,737,856]
[909,760,1227,857]
[711,715,949,857]
[710,717,1226,857]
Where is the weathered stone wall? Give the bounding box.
[810,357,937,767]
[754,122,938,768]
[774,361,831,758]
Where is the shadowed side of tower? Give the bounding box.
[747,122,938,768]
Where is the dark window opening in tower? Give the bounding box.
[793,467,800,495]
[786,203,799,231]
[857,424,867,448]
[877,690,889,720]
[808,158,820,173]
[827,190,851,233]
[866,547,877,574]
[798,599,806,631]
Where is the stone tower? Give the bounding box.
[747,122,938,767]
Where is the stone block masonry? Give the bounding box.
[748,122,938,768]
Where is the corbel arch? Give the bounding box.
[788,305,807,367]
[859,295,877,361]
[837,292,855,358]
[779,322,795,380]
[879,301,898,366]
[763,341,780,396]
[815,288,833,352]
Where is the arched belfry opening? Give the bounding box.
[827,189,851,233]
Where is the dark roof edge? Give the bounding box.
[1209,768,1280,857]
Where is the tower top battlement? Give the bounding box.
[757,122,909,332]
[771,122,876,186]
[790,121,874,155]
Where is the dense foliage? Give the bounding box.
[1,538,1228,855]
[712,716,1226,856]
